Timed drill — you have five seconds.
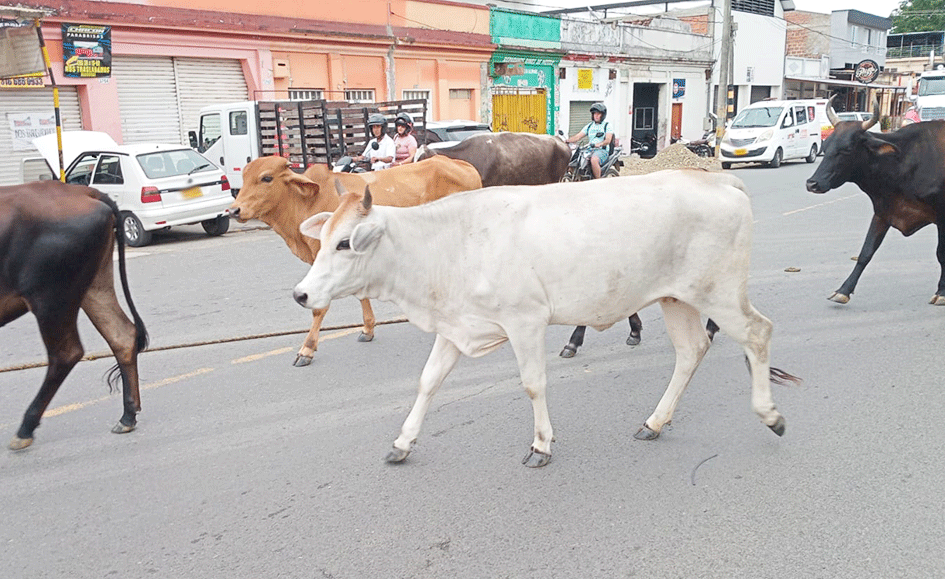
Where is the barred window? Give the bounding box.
[449,89,473,100]
[289,89,324,101]
[345,89,375,103]
[404,89,430,109]
[732,0,774,17]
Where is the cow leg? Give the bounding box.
[388,334,462,463]
[358,298,376,341]
[81,280,142,434]
[11,314,84,450]
[704,301,785,435]
[507,325,554,467]
[930,223,945,305]
[627,312,643,345]
[559,326,586,358]
[0,295,29,328]
[635,299,711,440]
[832,214,889,304]
[295,307,329,366]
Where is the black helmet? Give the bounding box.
[394,112,413,133]
[367,113,386,127]
[590,102,607,119]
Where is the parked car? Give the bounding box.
[835,111,883,133]
[416,120,492,148]
[33,131,232,247]
[719,99,823,169]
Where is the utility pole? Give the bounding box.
[714,0,732,156]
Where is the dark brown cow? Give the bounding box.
[415,131,571,187]
[806,96,945,305]
[1,181,148,450]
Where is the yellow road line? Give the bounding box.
[782,193,859,216]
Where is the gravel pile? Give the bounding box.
[619,142,723,176]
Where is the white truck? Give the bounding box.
[189,99,427,195]
[905,66,945,124]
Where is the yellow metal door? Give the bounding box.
[492,88,547,133]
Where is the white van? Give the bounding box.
[720,99,827,169]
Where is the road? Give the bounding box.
[1,159,943,579]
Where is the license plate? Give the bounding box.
[734,148,747,156]
[181,187,203,199]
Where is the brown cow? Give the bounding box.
[231,155,482,366]
[1,181,148,450]
[415,131,571,187]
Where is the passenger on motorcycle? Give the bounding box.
[391,112,418,167]
[354,113,395,171]
[567,102,613,179]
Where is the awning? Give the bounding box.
[784,75,907,91]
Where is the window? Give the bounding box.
[229,111,248,136]
[404,89,431,111]
[345,89,375,103]
[66,154,98,186]
[289,89,324,101]
[732,0,774,17]
[200,113,221,151]
[851,26,858,49]
[449,88,473,100]
[795,105,808,124]
[93,155,124,185]
[633,107,655,130]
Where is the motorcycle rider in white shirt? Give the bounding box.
[354,113,395,170]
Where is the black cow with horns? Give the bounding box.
[1,181,148,450]
[806,95,945,305]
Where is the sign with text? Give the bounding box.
[854,59,879,84]
[62,23,111,78]
[673,78,686,99]
[7,112,57,150]
[577,69,593,90]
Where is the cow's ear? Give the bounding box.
[350,222,383,253]
[864,135,899,157]
[299,212,333,240]
[290,173,320,198]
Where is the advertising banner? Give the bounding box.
[7,112,57,150]
[62,23,111,78]
[673,78,686,99]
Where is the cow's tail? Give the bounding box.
[742,355,802,385]
[97,192,149,356]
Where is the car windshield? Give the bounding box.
[731,107,783,128]
[432,126,491,141]
[137,149,216,179]
[917,77,945,97]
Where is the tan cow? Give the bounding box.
[231,155,482,366]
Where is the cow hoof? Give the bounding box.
[827,292,850,304]
[929,295,945,306]
[293,355,313,367]
[357,333,374,342]
[626,332,641,346]
[559,345,577,358]
[768,416,786,437]
[385,446,410,463]
[8,437,33,451]
[633,424,660,441]
[521,447,552,468]
[111,421,136,435]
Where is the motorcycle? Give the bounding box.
[332,141,378,173]
[561,132,623,182]
[628,133,657,159]
[671,129,716,158]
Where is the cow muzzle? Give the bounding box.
[293,288,310,308]
[805,179,827,194]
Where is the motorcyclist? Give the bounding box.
[353,113,395,170]
[567,102,613,179]
[391,112,418,167]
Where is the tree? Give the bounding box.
[891,0,945,33]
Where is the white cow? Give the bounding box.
[293,170,797,467]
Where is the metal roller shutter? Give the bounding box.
[174,57,248,144]
[0,87,82,185]
[114,56,182,144]
[568,100,596,141]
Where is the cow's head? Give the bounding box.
[806,95,898,194]
[293,184,383,310]
[230,156,321,223]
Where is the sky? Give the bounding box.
[789,0,903,17]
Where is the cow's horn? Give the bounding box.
[334,179,347,197]
[826,95,841,126]
[362,186,373,211]
[862,95,880,131]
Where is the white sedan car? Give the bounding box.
[34,131,232,247]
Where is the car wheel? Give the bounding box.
[722,162,732,170]
[806,144,817,163]
[202,215,230,236]
[604,166,620,178]
[768,148,782,168]
[121,212,151,247]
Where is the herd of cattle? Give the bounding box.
[2,100,944,467]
